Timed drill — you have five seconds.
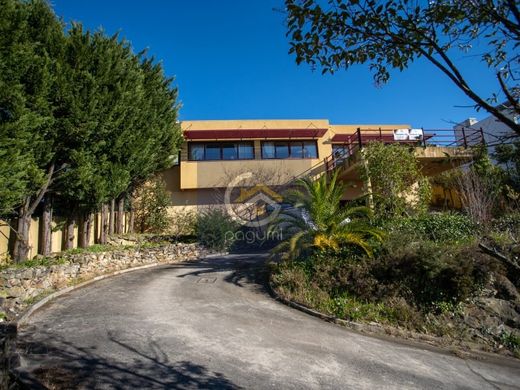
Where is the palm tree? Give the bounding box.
[270,171,383,260]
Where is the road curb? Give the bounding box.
[266,278,520,367]
[16,251,228,327]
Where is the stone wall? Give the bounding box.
[0,243,212,321]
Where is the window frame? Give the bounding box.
[332,144,350,158]
[188,141,255,161]
[261,140,318,159]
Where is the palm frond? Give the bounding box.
[334,231,374,258]
[269,169,384,260]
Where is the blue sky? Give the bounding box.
[51,0,497,128]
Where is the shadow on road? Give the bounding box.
[14,253,269,389]
[174,252,271,292]
[15,330,241,389]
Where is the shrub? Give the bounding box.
[492,212,520,238]
[271,259,425,328]
[376,238,500,308]
[302,249,380,300]
[169,207,196,240]
[360,142,431,220]
[195,208,240,251]
[387,212,476,243]
[133,176,173,234]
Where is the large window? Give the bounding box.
[188,142,254,161]
[261,141,318,159]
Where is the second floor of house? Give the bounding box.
[167,119,481,191]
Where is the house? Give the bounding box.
[162,119,481,219]
[454,102,519,157]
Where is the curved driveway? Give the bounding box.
[17,253,520,389]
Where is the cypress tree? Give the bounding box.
[2,1,182,259]
[0,0,64,261]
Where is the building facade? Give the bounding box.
[163,119,478,217]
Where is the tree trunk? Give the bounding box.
[116,196,124,234]
[361,150,374,210]
[65,216,75,250]
[100,205,109,244]
[94,212,100,244]
[12,198,31,263]
[38,196,52,256]
[128,209,135,235]
[78,214,87,248]
[78,213,93,248]
[85,213,93,247]
[11,164,55,262]
[109,199,115,235]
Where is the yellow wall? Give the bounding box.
[0,211,130,261]
[179,158,322,189]
[0,223,10,259]
[51,218,64,253]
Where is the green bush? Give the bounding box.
[376,238,500,308]
[195,208,240,251]
[360,142,431,220]
[300,250,380,300]
[270,259,425,328]
[388,212,475,242]
[133,176,173,234]
[492,212,520,237]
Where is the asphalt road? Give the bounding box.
[16,253,520,389]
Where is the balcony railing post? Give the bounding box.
[357,128,363,151]
[461,127,468,148]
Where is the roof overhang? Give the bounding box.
[184,128,328,140]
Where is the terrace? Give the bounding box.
[322,127,484,180]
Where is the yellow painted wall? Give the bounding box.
[179,159,322,189]
[0,223,10,259]
[0,211,130,261]
[51,218,64,253]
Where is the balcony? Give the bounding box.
[324,127,483,180]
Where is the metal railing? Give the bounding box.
[323,127,485,173]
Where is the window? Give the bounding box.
[238,142,254,159]
[205,144,221,160]
[171,151,180,166]
[332,144,349,159]
[188,142,254,161]
[261,141,318,159]
[222,143,238,160]
[262,142,275,159]
[275,142,290,159]
[302,141,318,158]
[290,143,303,158]
[189,144,204,161]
